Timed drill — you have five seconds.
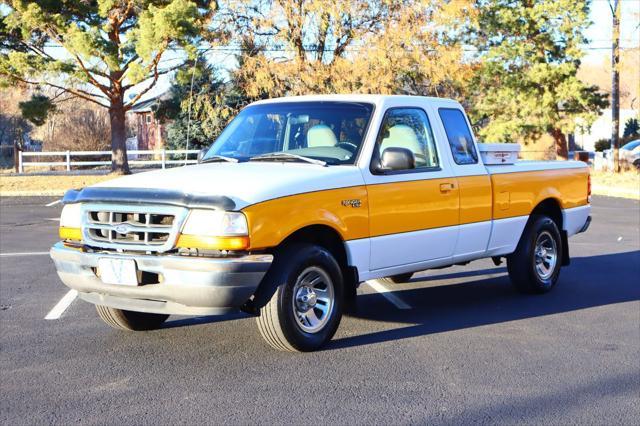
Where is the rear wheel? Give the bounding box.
[256,244,343,352]
[377,273,413,284]
[507,215,563,294]
[95,305,168,331]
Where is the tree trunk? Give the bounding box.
[611,0,621,172]
[551,128,568,160]
[109,101,130,175]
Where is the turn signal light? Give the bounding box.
[59,226,82,241]
[175,234,250,251]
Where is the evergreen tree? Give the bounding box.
[469,0,608,159]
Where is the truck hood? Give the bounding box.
[93,162,365,209]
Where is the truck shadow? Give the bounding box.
[328,250,640,351]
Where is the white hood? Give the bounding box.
[94,162,365,209]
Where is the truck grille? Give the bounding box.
[81,204,188,252]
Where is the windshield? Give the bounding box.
[202,101,374,165]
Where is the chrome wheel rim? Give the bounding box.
[534,231,557,280]
[291,266,334,333]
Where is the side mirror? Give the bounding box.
[197,148,208,163]
[379,147,415,172]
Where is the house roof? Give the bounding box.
[130,97,159,113]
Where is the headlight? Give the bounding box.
[177,210,249,251]
[181,210,248,236]
[59,203,83,241]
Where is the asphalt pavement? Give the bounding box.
[1,195,638,425]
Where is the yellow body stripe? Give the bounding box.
[242,186,369,250]
[367,178,459,236]
[242,168,589,250]
[490,168,589,219]
[458,175,493,225]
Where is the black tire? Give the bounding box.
[95,305,169,331]
[256,244,344,352]
[377,273,413,284]
[507,215,563,294]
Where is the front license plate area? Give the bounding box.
[98,258,138,286]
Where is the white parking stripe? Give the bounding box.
[0,252,50,257]
[365,280,412,310]
[45,200,62,207]
[44,290,78,320]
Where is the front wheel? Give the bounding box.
[256,244,343,352]
[507,215,563,294]
[95,305,168,331]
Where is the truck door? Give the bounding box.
[434,108,492,263]
[364,107,459,272]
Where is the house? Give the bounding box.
[574,109,638,151]
[129,97,166,151]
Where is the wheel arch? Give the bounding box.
[528,197,569,266]
[247,224,359,312]
[530,198,563,230]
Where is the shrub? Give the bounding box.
[594,139,610,152]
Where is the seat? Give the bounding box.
[380,125,422,156]
[307,124,338,148]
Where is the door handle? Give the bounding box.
[440,183,455,193]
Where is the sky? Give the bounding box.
[583,0,640,64]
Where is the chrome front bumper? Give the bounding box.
[50,242,272,316]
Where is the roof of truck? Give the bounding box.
[250,94,460,107]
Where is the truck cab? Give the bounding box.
[51,95,591,351]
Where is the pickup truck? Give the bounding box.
[51,95,591,352]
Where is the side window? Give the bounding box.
[438,108,478,165]
[374,108,439,171]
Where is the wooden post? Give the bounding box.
[13,142,20,173]
[610,0,621,172]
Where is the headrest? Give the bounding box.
[307,124,337,147]
[381,125,421,154]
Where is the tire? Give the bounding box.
[377,273,413,284]
[95,305,169,331]
[507,214,563,294]
[256,244,344,352]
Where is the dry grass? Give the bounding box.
[0,174,117,196]
[591,170,640,200]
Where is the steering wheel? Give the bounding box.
[336,142,358,154]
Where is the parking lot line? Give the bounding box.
[45,200,62,207]
[44,290,78,320]
[0,252,50,257]
[365,280,412,310]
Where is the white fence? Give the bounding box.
[18,149,200,173]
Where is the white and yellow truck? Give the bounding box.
[51,95,591,351]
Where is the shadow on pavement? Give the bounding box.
[329,251,640,350]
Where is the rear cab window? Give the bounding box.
[438,108,478,165]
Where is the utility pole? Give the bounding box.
[610,0,621,172]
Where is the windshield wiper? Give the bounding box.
[249,152,327,166]
[200,155,239,163]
